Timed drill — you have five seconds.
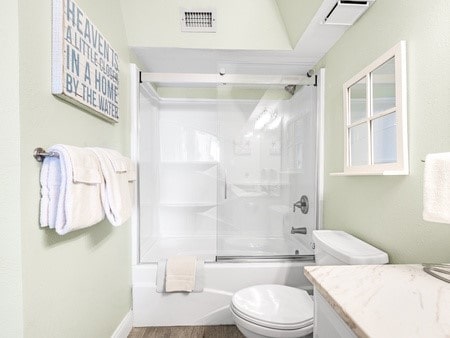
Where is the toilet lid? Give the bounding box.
[231,284,314,330]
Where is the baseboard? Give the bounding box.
[111,310,133,338]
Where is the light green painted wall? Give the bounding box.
[18,0,132,337]
[318,0,450,263]
[120,0,292,50]
[276,0,322,48]
[0,1,23,337]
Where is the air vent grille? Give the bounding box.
[180,9,216,32]
[324,0,371,25]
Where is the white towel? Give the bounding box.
[165,256,197,292]
[40,145,105,235]
[40,155,61,228]
[156,259,204,293]
[89,148,134,226]
[423,152,450,224]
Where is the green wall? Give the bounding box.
[276,0,322,48]
[17,0,132,337]
[0,1,23,336]
[318,0,450,263]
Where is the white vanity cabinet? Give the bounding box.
[314,289,357,338]
[306,265,450,338]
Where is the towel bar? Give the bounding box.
[33,147,59,162]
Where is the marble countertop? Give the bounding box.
[304,264,450,338]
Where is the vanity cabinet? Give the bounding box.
[314,289,357,338]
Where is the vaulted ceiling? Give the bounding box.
[275,0,323,48]
[119,0,370,76]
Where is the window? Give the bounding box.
[342,41,408,175]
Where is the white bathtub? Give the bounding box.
[140,235,313,262]
[132,260,315,327]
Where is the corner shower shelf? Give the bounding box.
[234,182,288,187]
[160,160,218,166]
[159,202,217,208]
[231,191,268,198]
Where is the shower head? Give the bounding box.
[284,84,296,95]
[307,69,315,78]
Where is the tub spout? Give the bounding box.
[291,227,307,235]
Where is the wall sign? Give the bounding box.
[52,0,119,122]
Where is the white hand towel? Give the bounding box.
[156,259,204,293]
[165,256,197,292]
[43,145,105,235]
[89,148,133,226]
[423,152,450,224]
[40,155,61,228]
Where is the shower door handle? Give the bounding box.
[224,170,227,199]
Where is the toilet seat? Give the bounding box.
[231,308,313,338]
[231,303,314,330]
[231,284,314,332]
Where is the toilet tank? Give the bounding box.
[313,230,389,265]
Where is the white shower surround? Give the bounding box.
[132,261,314,327]
[129,65,326,327]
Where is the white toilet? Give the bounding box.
[230,230,389,338]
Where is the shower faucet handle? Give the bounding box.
[293,195,309,214]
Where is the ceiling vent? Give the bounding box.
[324,1,372,25]
[180,8,217,33]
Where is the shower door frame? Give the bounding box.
[129,64,325,265]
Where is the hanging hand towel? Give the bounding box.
[165,256,197,292]
[156,258,204,293]
[89,148,134,226]
[39,145,105,234]
[40,154,61,228]
[423,152,450,224]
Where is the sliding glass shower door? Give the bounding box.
[138,80,318,263]
[216,85,318,259]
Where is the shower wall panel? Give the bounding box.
[139,96,218,262]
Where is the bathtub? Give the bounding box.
[132,260,315,327]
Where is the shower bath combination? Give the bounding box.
[130,65,325,326]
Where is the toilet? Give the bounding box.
[230,230,389,338]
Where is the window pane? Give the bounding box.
[350,123,368,166]
[349,77,367,123]
[373,113,397,164]
[372,58,395,115]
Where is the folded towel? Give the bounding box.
[156,258,204,293]
[127,159,137,182]
[40,155,61,228]
[89,148,134,226]
[423,152,450,224]
[40,145,105,235]
[164,256,197,292]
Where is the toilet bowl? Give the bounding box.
[230,284,313,338]
[231,230,389,338]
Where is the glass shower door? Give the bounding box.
[216,85,317,260]
[138,87,219,263]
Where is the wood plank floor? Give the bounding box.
[129,325,245,338]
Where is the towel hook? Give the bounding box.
[33,147,59,162]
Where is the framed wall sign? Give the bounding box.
[52,0,119,122]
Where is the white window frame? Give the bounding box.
[342,41,408,175]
